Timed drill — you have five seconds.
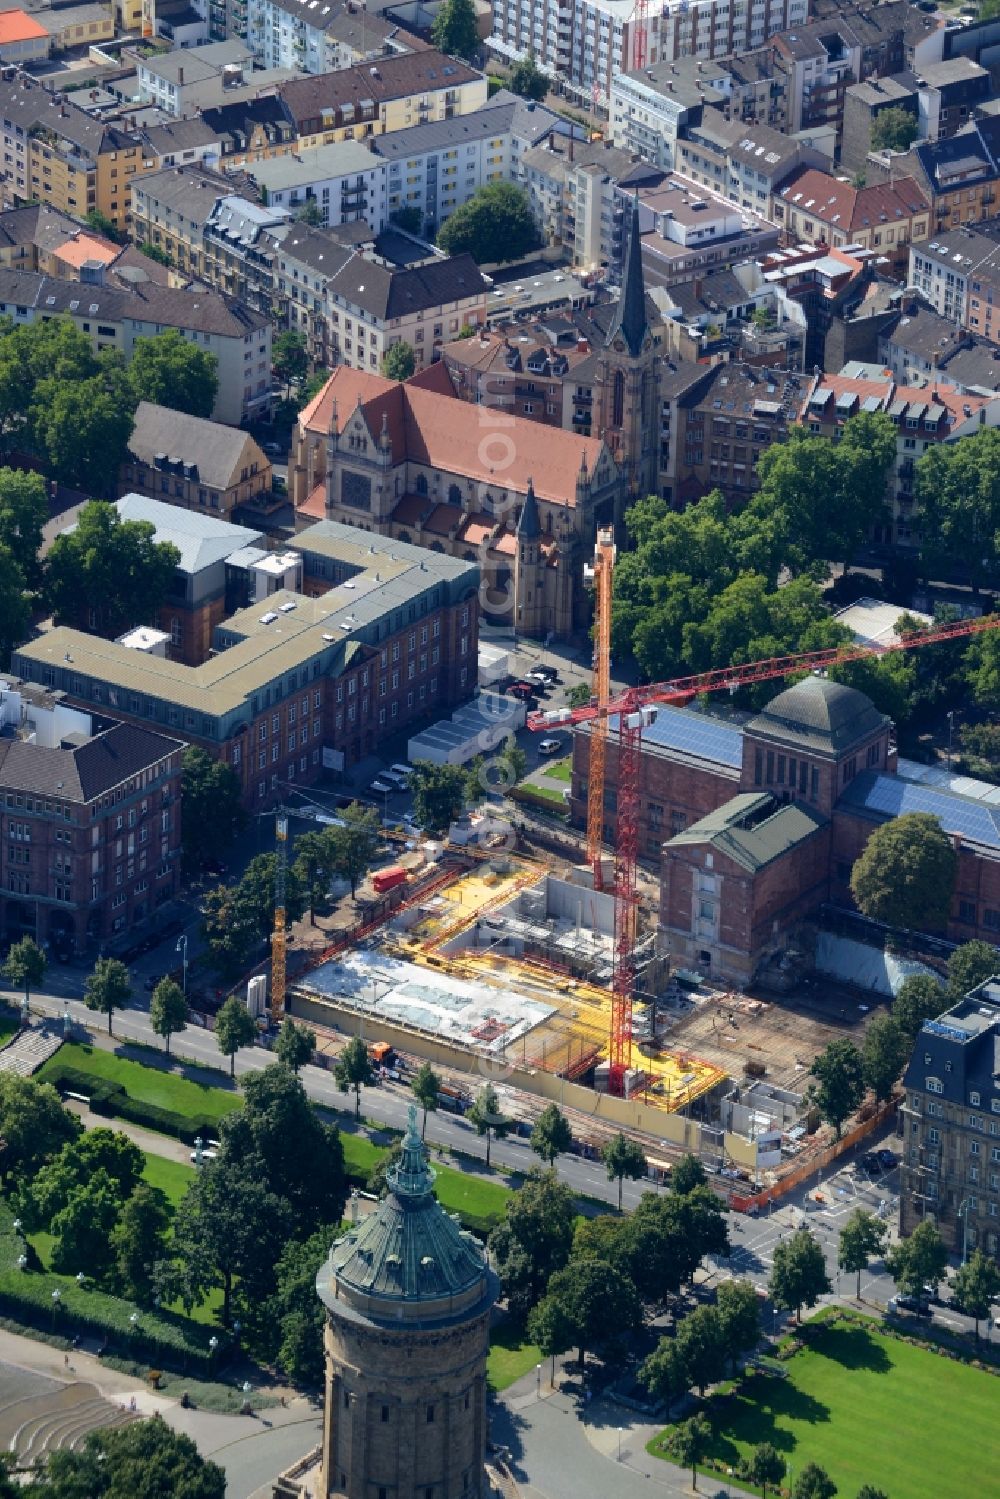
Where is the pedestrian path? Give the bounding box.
[0,1022,63,1077]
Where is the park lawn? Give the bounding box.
[340,1132,385,1183]
[651,1312,1000,1499]
[0,1007,19,1049]
[37,1043,241,1125]
[541,759,572,782]
[431,1163,511,1234]
[487,1321,541,1392]
[525,781,567,807]
[140,1152,195,1211]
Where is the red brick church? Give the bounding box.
[570,677,1000,985]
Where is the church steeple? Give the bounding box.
[607,195,648,360]
[517,479,541,540]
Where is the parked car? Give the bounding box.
[507,682,535,702]
[539,737,564,755]
[369,778,395,794]
[262,441,284,457]
[390,763,413,780]
[525,671,550,689]
[876,1148,898,1170]
[888,1293,931,1316]
[535,664,559,682]
[381,770,409,790]
[859,1152,881,1175]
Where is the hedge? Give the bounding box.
[0,1205,225,1376]
[44,1064,218,1145]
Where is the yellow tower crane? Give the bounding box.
[585,527,615,889]
[270,811,288,1028]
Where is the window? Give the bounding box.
[426,1405,435,1423]
[972,1092,982,1107]
[959,899,977,924]
[926,1077,944,1094]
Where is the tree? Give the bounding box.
[496,735,527,788]
[45,500,180,637]
[669,1414,711,1493]
[947,940,999,1000]
[200,882,261,980]
[335,1035,375,1119]
[430,0,478,59]
[809,1039,865,1138]
[437,182,541,265]
[180,747,245,871]
[292,829,334,924]
[861,1012,908,1104]
[856,1489,889,1499]
[672,1153,708,1196]
[0,466,48,582]
[508,51,548,101]
[409,760,471,834]
[567,682,591,709]
[870,106,918,153]
[886,1218,948,1299]
[111,1183,171,1304]
[528,1290,574,1386]
[33,374,134,495]
[2,935,45,1010]
[950,1248,1000,1342]
[539,1255,641,1365]
[168,1155,294,1325]
[601,1131,647,1212]
[24,1127,144,1231]
[235,852,305,941]
[0,545,27,669]
[267,1224,335,1384]
[488,1168,575,1318]
[43,1413,225,1499]
[275,1017,315,1073]
[328,802,380,897]
[214,993,258,1077]
[128,329,218,418]
[391,205,423,235]
[667,1185,730,1280]
[84,207,123,243]
[224,1062,347,1236]
[639,1336,688,1412]
[915,426,1000,592]
[84,956,132,1036]
[716,1278,762,1370]
[49,1167,123,1283]
[674,1304,727,1395]
[793,1463,838,1499]
[381,341,416,381]
[411,1061,440,1139]
[744,1442,786,1499]
[530,1103,572,1165]
[0,1075,79,1188]
[150,978,187,1055]
[272,330,309,386]
[468,1081,510,1167]
[838,1208,888,1301]
[892,973,945,1041]
[769,1228,832,1321]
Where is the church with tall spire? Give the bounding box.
[594,195,660,503]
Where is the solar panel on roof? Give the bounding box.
[609,706,743,769]
[841,772,1000,850]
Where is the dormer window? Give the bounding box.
[926,1077,944,1094]
[971,1092,981,1107]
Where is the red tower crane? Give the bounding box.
[529,612,1000,1096]
[631,0,649,71]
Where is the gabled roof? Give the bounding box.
[127,402,266,493]
[0,722,184,804]
[279,49,481,128]
[780,167,928,231]
[666,791,828,873]
[113,493,263,574]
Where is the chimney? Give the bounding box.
[178,66,184,86]
[568,133,574,163]
[576,336,589,353]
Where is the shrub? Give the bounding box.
[43,1063,216,1143]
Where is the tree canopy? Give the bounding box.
[128,328,218,417]
[837,1208,888,1300]
[430,0,479,59]
[214,993,258,1077]
[149,978,187,1055]
[381,341,416,381]
[870,106,919,153]
[850,812,957,933]
[809,1038,865,1137]
[860,1012,908,1104]
[180,746,245,871]
[946,940,999,1000]
[489,1167,576,1319]
[529,1103,572,1165]
[37,1413,225,1499]
[915,426,1000,592]
[437,182,541,264]
[45,500,180,639]
[600,1131,647,1211]
[508,52,548,101]
[83,956,132,1036]
[886,1219,947,1298]
[951,1247,1000,1340]
[769,1227,831,1320]
[892,972,945,1041]
[409,760,475,834]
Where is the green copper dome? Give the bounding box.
[320,1106,493,1322]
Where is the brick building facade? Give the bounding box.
[0,684,183,956]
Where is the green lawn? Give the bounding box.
[524,780,568,807]
[140,1151,195,1210]
[431,1163,511,1235]
[0,1007,19,1049]
[487,1321,541,1392]
[541,758,572,782]
[651,1312,1000,1499]
[37,1044,241,1125]
[340,1132,385,1182]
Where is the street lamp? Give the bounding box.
[76,1272,85,1288]
[51,1288,61,1330]
[176,935,188,998]
[16,1255,26,1271]
[209,1334,219,1367]
[62,1007,71,1038]
[617,1427,623,1463]
[947,711,955,770]
[194,1135,204,1166]
[958,1198,971,1265]
[535,1362,541,1397]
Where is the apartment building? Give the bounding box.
[0,9,50,62]
[121,403,272,523]
[672,361,805,508]
[135,41,255,117]
[677,107,827,219]
[0,267,271,424]
[12,522,480,806]
[899,981,1000,1257]
[775,167,930,268]
[908,226,1000,328]
[241,139,388,232]
[610,59,730,174]
[879,302,1000,395]
[634,174,780,291]
[0,77,154,231]
[31,3,114,51]
[801,368,999,548]
[370,93,565,234]
[488,0,808,114]
[0,680,183,956]
[521,135,663,268]
[887,119,1000,237]
[277,52,488,150]
[277,227,488,373]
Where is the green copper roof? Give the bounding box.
[327,1106,489,1306]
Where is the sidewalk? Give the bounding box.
[64,1097,193,1163]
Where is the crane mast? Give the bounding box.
[271,812,288,1028]
[530,610,1000,1097]
[586,528,616,888]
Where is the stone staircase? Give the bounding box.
[0,1022,63,1077]
[1,1381,137,1463]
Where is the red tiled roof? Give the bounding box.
[299,481,327,520]
[299,367,395,435]
[492,530,517,557]
[0,9,49,42]
[423,502,463,536]
[803,372,990,426]
[780,167,929,233]
[390,493,427,528]
[457,513,493,546]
